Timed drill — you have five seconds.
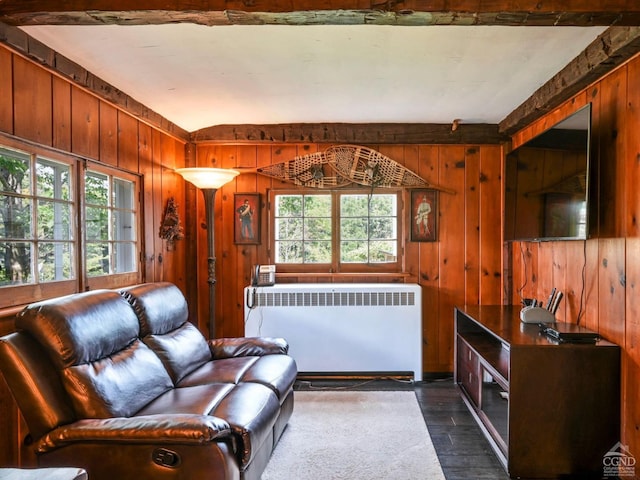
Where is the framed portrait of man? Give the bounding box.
[234,193,260,244]
[411,189,438,242]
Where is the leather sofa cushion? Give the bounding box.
[143,322,212,384]
[16,289,173,418]
[177,355,297,403]
[121,282,212,383]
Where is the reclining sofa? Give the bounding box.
[0,282,297,480]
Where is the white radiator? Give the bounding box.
[244,283,422,380]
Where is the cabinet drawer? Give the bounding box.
[456,337,480,406]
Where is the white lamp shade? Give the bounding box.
[176,168,239,189]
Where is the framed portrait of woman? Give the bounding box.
[234,193,260,244]
[411,189,438,242]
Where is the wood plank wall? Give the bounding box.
[0,45,188,466]
[193,142,504,373]
[510,53,640,463]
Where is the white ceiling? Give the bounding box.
[22,24,607,132]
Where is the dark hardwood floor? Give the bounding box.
[294,377,509,480]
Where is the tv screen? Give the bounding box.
[504,104,591,242]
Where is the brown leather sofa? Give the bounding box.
[0,282,297,480]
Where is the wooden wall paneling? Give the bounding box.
[437,146,466,370]
[564,241,587,323]
[233,145,259,337]
[150,130,165,284]
[98,102,118,166]
[598,238,626,345]
[117,110,139,172]
[550,242,568,321]
[536,242,555,307]
[52,76,71,151]
[159,135,183,288]
[218,145,239,338]
[416,146,440,372]
[70,86,99,160]
[464,146,481,305]
[13,56,51,146]
[256,145,274,265]
[624,237,640,463]
[138,122,156,283]
[0,48,13,134]
[170,137,186,292]
[626,58,640,238]
[270,144,298,192]
[597,66,627,238]
[479,145,503,305]
[402,145,420,279]
[582,239,600,331]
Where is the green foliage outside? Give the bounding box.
[275,193,397,264]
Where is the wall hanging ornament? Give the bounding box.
[248,145,455,193]
[159,197,184,251]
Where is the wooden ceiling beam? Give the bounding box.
[190,123,507,145]
[500,26,640,135]
[2,1,640,26]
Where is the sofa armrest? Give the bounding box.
[208,337,289,359]
[36,414,233,453]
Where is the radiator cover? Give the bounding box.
[244,283,422,380]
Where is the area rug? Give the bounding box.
[262,390,446,480]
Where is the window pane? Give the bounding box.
[86,242,110,277]
[303,195,331,216]
[340,240,367,263]
[114,242,136,273]
[340,194,370,217]
[37,158,71,200]
[369,217,396,240]
[86,206,109,241]
[369,240,397,263]
[113,178,134,210]
[276,217,303,241]
[340,217,367,240]
[369,194,396,216]
[0,195,32,239]
[38,200,72,240]
[304,217,331,240]
[113,210,135,241]
[303,240,331,263]
[85,171,109,206]
[38,242,73,282]
[0,242,33,286]
[275,240,303,263]
[0,148,31,195]
[275,195,302,217]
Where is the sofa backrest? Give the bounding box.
[15,289,173,419]
[0,331,76,440]
[120,282,212,384]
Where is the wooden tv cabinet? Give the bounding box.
[454,305,620,479]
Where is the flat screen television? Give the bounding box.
[504,104,592,242]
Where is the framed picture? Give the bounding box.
[411,189,438,242]
[234,193,260,244]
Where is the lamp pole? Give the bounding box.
[175,167,239,339]
[202,188,218,339]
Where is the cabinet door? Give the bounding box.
[456,336,480,406]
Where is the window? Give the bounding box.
[84,166,140,288]
[0,140,142,301]
[0,146,75,288]
[273,190,400,272]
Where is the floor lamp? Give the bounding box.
[176,167,239,338]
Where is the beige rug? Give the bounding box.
[262,390,446,480]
